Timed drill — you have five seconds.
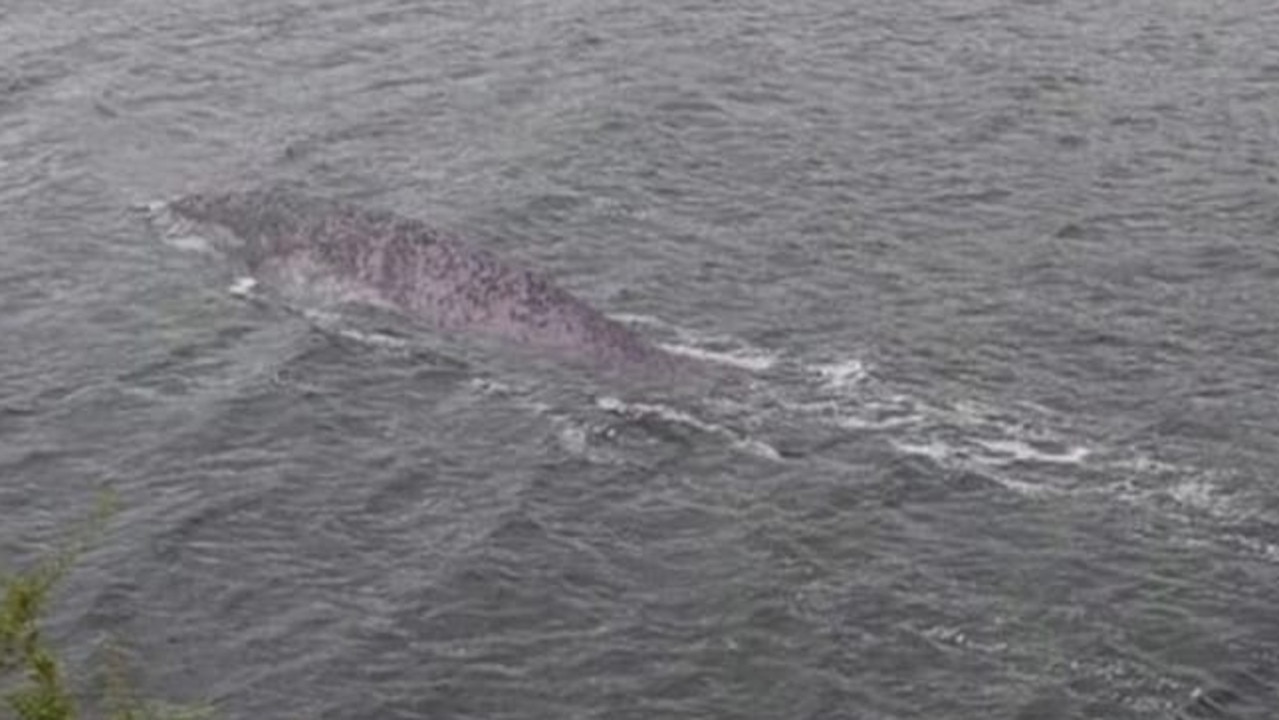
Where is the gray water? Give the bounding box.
[3,1,1278,718]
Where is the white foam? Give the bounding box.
[890,439,955,463]
[987,474,1061,499]
[890,438,1061,498]
[952,399,1012,423]
[812,358,869,390]
[1234,535,1279,563]
[1160,476,1263,525]
[1108,454,1181,475]
[166,234,214,253]
[974,438,1091,466]
[608,313,673,330]
[835,412,919,431]
[300,307,340,325]
[1164,478,1223,512]
[556,423,590,456]
[828,396,923,431]
[608,313,780,372]
[302,310,413,351]
[132,199,170,215]
[659,342,778,372]
[467,378,515,396]
[227,276,258,297]
[918,624,1009,654]
[596,396,782,461]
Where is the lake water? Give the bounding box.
[2,1,1277,718]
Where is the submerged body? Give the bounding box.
[167,188,681,374]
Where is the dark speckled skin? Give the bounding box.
[169,188,682,374]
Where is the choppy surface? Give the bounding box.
[3,1,1278,718]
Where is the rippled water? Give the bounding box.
[3,1,1278,718]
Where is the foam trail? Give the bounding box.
[607,313,673,329]
[228,276,258,297]
[609,313,780,372]
[596,396,783,461]
[658,342,778,372]
[298,308,416,352]
[890,438,1063,498]
[812,358,869,391]
[974,439,1091,466]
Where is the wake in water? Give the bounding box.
[562,317,1279,567]
[140,194,1275,566]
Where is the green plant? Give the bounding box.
[98,640,214,720]
[0,494,214,720]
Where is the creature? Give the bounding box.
[164,187,685,376]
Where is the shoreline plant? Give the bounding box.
[0,494,213,720]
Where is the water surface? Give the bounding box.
[2,1,1277,718]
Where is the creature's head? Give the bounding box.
[168,191,263,239]
[152,191,250,257]
[167,192,230,225]
[163,188,317,259]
